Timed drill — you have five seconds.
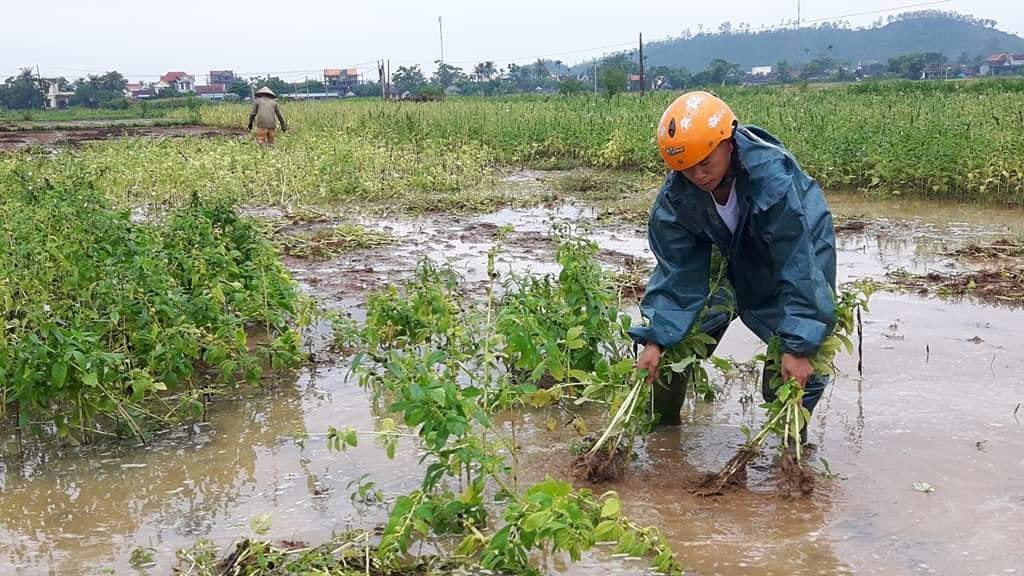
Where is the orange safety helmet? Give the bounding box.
[656,91,737,171]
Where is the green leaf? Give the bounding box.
[523,511,551,532]
[568,369,591,382]
[600,496,620,518]
[51,362,68,387]
[566,325,585,341]
[665,357,696,373]
[594,519,619,541]
[427,387,447,405]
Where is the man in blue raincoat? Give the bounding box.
[629,91,837,437]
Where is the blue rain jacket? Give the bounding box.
[628,125,837,357]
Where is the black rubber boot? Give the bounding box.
[652,371,687,426]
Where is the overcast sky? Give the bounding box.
[3,0,1020,83]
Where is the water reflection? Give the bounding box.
[0,373,306,573]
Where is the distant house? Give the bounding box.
[628,73,643,91]
[980,53,1024,76]
[921,65,949,80]
[157,71,195,93]
[124,82,155,100]
[855,60,886,79]
[324,68,359,94]
[195,84,227,100]
[750,66,772,77]
[209,70,236,85]
[45,83,75,109]
[652,75,673,91]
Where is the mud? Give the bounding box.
[0,124,246,150]
[886,266,1024,305]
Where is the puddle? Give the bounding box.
[2,192,1023,574]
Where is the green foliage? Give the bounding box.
[185,94,202,123]
[558,77,587,96]
[598,68,627,98]
[346,230,683,575]
[473,480,678,575]
[363,259,464,350]
[227,79,253,99]
[0,69,46,110]
[0,179,307,440]
[757,286,872,459]
[497,229,630,385]
[6,87,1022,209]
[392,65,426,94]
[70,71,129,108]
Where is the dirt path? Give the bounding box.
[0,124,246,150]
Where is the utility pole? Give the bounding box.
[797,0,801,28]
[438,16,445,64]
[387,59,391,98]
[638,33,645,97]
[36,64,43,109]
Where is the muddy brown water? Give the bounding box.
[2,187,1023,575]
[0,124,246,150]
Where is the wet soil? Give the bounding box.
[2,190,1024,575]
[0,124,246,150]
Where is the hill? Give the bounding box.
[579,11,1024,72]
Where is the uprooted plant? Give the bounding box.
[570,250,732,482]
[699,286,872,497]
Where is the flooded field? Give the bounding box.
[1,181,1023,575]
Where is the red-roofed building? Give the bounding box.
[195,83,227,100]
[980,53,1024,76]
[156,71,195,93]
[324,67,359,94]
[124,82,155,100]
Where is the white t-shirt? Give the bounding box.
[712,180,739,234]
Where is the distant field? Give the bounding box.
[3,79,1023,208]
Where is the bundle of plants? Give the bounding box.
[571,260,732,483]
[699,287,871,497]
[570,327,727,483]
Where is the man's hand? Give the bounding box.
[637,343,662,384]
[781,353,813,388]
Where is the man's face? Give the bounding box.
[682,140,733,192]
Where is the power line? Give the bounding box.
[800,0,953,24]
[390,39,637,69]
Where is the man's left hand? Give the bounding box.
[781,353,813,388]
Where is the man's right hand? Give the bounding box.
[637,343,662,384]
